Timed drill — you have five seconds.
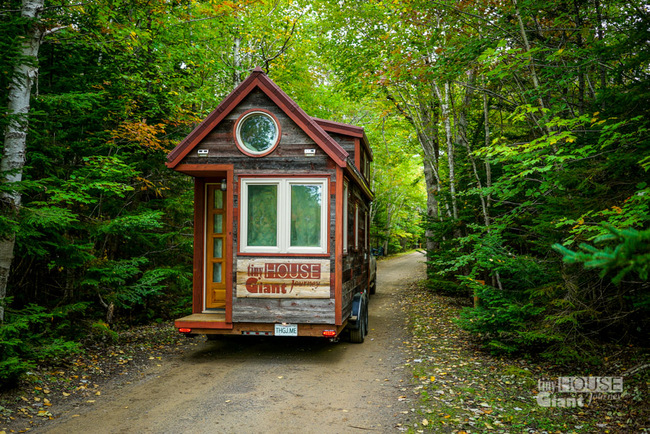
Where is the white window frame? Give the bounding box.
[240,178,328,254]
[365,211,368,250]
[234,110,281,157]
[354,203,359,250]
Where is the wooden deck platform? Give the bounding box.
[175,313,233,330]
[174,312,348,337]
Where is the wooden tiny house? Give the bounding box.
[168,68,374,342]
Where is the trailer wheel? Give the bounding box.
[349,304,367,343]
[364,304,369,336]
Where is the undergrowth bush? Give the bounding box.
[0,300,88,388]
[456,284,557,354]
[425,278,469,296]
[436,225,650,362]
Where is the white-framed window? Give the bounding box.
[343,180,348,254]
[365,211,369,250]
[240,178,328,254]
[354,203,359,250]
[234,110,281,157]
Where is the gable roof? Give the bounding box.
[166,67,349,169]
[313,118,373,162]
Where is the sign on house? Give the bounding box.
[236,258,330,298]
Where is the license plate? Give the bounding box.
[275,324,298,336]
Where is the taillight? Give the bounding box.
[179,328,192,333]
[322,330,337,338]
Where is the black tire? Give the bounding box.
[369,277,376,295]
[349,304,367,343]
[364,304,369,336]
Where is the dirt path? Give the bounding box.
[41,252,426,434]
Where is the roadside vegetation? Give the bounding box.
[402,282,649,433]
[0,324,192,432]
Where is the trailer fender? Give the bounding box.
[349,292,367,330]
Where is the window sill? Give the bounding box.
[237,252,331,258]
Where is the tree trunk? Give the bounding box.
[512,0,553,138]
[434,81,458,220]
[422,153,439,256]
[416,100,444,270]
[233,35,242,86]
[483,89,492,213]
[456,71,491,229]
[0,0,44,322]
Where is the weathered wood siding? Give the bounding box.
[183,89,331,164]
[183,89,340,324]
[234,296,336,324]
[341,181,371,321]
[328,132,356,161]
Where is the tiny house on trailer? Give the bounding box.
[167,68,375,342]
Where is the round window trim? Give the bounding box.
[234,109,281,157]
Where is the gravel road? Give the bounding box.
[43,252,426,434]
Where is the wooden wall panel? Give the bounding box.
[180,89,321,162]
[340,180,371,320]
[233,298,336,324]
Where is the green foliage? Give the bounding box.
[90,321,119,343]
[0,301,87,387]
[366,113,427,254]
[457,284,554,354]
[554,225,650,285]
[309,0,649,360]
[425,278,468,296]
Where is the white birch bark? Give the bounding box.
[483,88,492,212]
[434,81,458,220]
[0,0,44,322]
[512,0,553,138]
[233,35,241,86]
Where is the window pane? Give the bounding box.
[247,184,277,246]
[214,189,223,209]
[212,262,222,283]
[291,184,322,247]
[213,238,223,258]
[213,214,223,234]
[239,114,277,153]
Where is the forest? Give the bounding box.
[1,0,648,386]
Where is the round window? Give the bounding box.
[235,111,280,156]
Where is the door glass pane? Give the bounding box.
[214,189,223,209]
[213,214,223,234]
[212,262,222,283]
[290,184,322,247]
[247,184,277,246]
[213,238,223,258]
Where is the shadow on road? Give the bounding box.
[183,335,347,364]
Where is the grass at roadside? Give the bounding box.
[400,282,649,434]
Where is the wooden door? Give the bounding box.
[206,184,227,309]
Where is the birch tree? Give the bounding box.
[0,0,45,322]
